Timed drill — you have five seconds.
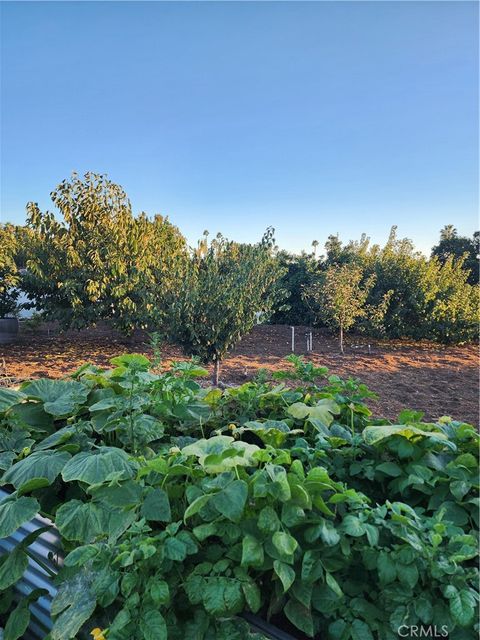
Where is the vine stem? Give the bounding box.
[25,549,57,578]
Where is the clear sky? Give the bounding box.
[1,1,478,254]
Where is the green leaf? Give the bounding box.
[377,552,397,584]
[141,488,171,522]
[2,450,71,490]
[164,537,187,561]
[284,599,314,637]
[272,531,298,558]
[341,515,366,537]
[329,620,348,640]
[242,580,261,613]
[22,378,89,417]
[397,562,419,589]
[449,587,476,626]
[184,494,212,521]
[211,480,248,522]
[258,506,281,533]
[51,571,97,640]
[0,496,40,538]
[414,595,433,624]
[0,388,25,412]
[64,544,99,567]
[56,499,134,543]
[287,403,311,419]
[376,462,403,477]
[150,580,170,605]
[308,398,340,426]
[111,354,151,369]
[350,619,374,640]
[139,610,167,640]
[4,600,30,640]
[363,424,449,446]
[0,547,28,590]
[325,572,343,598]
[241,535,264,567]
[318,519,340,546]
[202,577,244,616]
[273,560,296,592]
[61,447,136,485]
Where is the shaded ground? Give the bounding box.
[1,323,478,425]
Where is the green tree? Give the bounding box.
[304,263,376,353]
[166,228,285,384]
[0,224,21,317]
[24,172,187,334]
[269,250,321,326]
[432,226,479,285]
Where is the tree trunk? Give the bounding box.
[213,358,220,386]
[339,323,344,354]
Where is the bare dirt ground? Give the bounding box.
[1,323,478,425]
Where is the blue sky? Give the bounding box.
[1,1,478,254]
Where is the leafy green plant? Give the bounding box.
[0,355,478,640]
[303,263,377,353]
[0,224,21,318]
[165,228,285,384]
[24,172,188,334]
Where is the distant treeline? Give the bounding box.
[270,226,479,344]
[1,174,478,368]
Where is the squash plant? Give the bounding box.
[0,355,478,640]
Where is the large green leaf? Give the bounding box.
[241,534,264,568]
[141,488,171,522]
[272,531,298,558]
[377,552,397,584]
[287,403,311,420]
[0,388,25,413]
[0,547,28,590]
[273,560,295,592]
[51,571,97,640]
[56,499,134,543]
[8,402,54,431]
[363,425,449,446]
[448,587,476,626]
[341,515,366,537]
[202,577,244,616]
[308,399,340,426]
[284,599,314,637]
[182,436,259,472]
[350,619,374,640]
[210,480,248,522]
[0,496,40,538]
[61,447,136,485]
[139,610,167,640]
[2,450,71,490]
[4,600,30,640]
[21,378,89,417]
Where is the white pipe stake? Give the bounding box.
[290,326,295,352]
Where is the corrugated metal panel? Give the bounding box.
[0,489,60,639]
[0,490,295,640]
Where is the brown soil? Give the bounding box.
[1,324,478,426]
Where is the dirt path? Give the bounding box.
[1,324,478,425]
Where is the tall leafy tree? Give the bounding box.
[0,224,21,317]
[166,228,285,384]
[432,226,479,285]
[24,172,187,334]
[304,263,376,353]
[269,250,321,326]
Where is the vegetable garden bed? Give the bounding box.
[0,354,478,640]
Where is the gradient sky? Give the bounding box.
[1,1,478,254]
